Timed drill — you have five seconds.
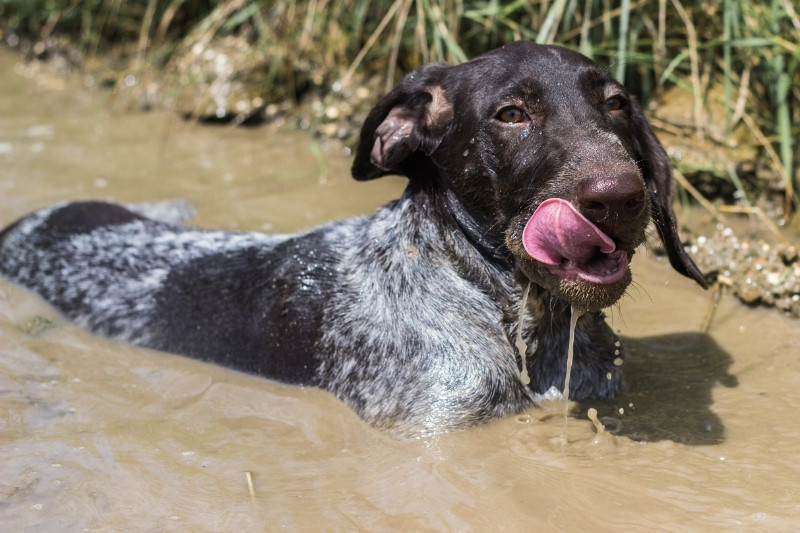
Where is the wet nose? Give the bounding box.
[577,173,646,226]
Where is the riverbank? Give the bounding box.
[2,15,800,320]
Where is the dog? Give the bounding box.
[0,41,707,436]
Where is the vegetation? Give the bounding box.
[1,0,798,213]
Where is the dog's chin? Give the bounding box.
[555,272,631,311]
[519,260,632,311]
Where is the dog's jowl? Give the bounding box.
[0,42,707,436]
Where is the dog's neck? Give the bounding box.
[405,179,511,264]
[394,184,521,305]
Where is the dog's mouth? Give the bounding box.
[521,198,628,285]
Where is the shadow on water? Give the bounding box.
[579,332,738,446]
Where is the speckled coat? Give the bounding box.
[0,42,707,436]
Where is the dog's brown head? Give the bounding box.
[352,41,707,311]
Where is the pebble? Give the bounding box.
[688,225,800,318]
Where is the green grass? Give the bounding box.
[1,0,798,213]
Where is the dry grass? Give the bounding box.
[1,0,797,213]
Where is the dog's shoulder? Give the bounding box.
[310,198,535,434]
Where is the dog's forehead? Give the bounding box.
[488,42,596,67]
[451,43,612,98]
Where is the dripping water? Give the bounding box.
[515,283,532,385]
[561,305,585,444]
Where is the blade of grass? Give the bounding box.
[657,0,666,73]
[615,0,630,83]
[730,63,750,126]
[339,0,404,88]
[723,0,733,135]
[425,0,467,63]
[416,0,430,65]
[670,0,704,141]
[780,0,800,36]
[537,0,569,44]
[726,162,751,207]
[772,1,797,216]
[180,0,246,49]
[579,0,594,58]
[775,59,794,215]
[673,169,725,222]
[559,0,645,41]
[740,110,788,194]
[134,0,158,71]
[386,0,413,91]
[154,0,188,51]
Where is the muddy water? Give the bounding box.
[2,50,800,531]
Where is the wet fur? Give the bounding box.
[0,42,706,436]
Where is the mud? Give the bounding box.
[3,49,800,531]
[688,222,800,318]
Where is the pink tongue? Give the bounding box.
[522,199,626,283]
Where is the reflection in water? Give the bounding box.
[3,48,800,531]
[581,332,737,445]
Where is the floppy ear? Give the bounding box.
[352,64,454,181]
[631,101,709,289]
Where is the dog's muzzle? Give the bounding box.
[521,198,628,285]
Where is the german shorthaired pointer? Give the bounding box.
[0,41,707,436]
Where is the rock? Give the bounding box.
[687,221,800,318]
[168,36,269,122]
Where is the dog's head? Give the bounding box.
[352,41,707,311]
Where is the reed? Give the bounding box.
[1,0,797,213]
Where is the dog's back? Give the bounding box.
[0,201,322,381]
[0,195,540,435]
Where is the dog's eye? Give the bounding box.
[605,96,625,112]
[496,107,528,124]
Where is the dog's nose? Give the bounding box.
[577,173,646,225]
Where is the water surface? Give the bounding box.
[2,50,800,531]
